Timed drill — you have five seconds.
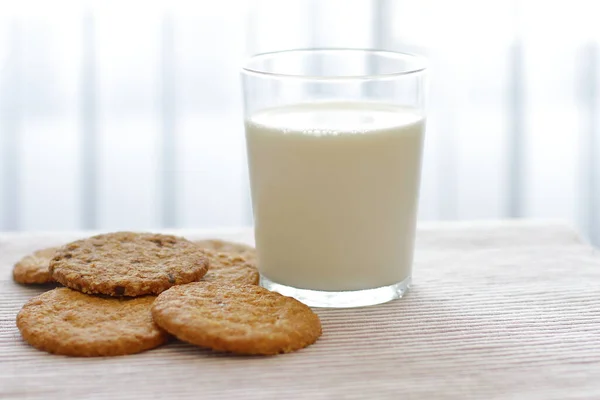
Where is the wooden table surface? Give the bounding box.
[1,221,599,400]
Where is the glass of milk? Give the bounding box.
[241,49,427,308]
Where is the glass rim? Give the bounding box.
[241,48,427,81]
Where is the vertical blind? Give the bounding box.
[385,0,600,243]
[0,0,599,244]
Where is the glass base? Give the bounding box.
[260,275,411,308]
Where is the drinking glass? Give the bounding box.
[241,49,427,307]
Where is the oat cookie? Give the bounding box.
[201,250,259,285]
[13,247,58,284]
[16,288,167,357]
[195,239,256,261]
[50,232,209,297]
[151,282,322,355]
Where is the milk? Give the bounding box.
[245,101,425,291]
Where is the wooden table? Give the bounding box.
[1,221,599,399]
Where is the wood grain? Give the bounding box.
[1,222,599,400]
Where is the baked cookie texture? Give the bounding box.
[201,250,259,285]
[13,247,59,285]
[151,282,321,355]
[16,288,168,357]
[50,232,209,296]
[195,239,256,261]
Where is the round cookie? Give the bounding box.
[16,288,167,357]
[201,250,259,285]
[50,232,209,297]
[195,239,256,261]
[151,282,322,355]
[13,247,58,284]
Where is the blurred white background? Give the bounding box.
[0,0,599,243]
